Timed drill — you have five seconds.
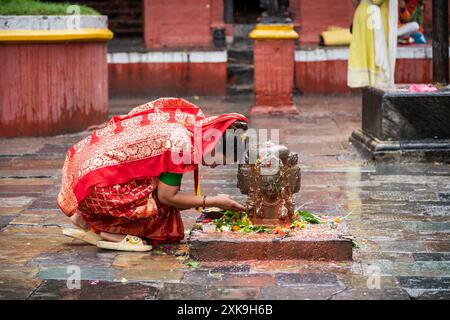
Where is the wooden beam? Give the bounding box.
[432,0,449,84]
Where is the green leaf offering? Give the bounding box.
[185,260,200,269]
[213,211,272,234]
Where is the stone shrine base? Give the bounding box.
[350,130,450,163]
[188,223,353,262]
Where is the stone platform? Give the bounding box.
[350,129,450,162]
[350,85,450,162]
[189,223,353,262]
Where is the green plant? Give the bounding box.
[213,210,272,233]
[0,0,100,15]
[184,260,200,269]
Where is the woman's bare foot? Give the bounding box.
[99,232,147,244]
[70,212,89,230]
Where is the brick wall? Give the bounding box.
[292,0,450,44]
[143,0,224,49]
[108,51,227,96]
[293,0,354,44]
[50,1,449,43]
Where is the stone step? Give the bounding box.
[228,40,254,50]
[227,83,254,95]
[189,228,353,261]
[227,46,254,64]
[233,24,256,43]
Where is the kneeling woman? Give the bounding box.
[57,98,247,251]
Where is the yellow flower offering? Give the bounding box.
[231,225,241,232]
[293,221,305,229]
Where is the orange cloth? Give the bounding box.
[399,0,424,33]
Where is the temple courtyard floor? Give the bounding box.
[0,95,449,300]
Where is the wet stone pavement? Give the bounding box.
[0,95,449,300]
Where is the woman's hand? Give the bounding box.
[208,194,246,212]
[157,181,246,212]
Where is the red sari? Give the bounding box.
[57,98,247,244]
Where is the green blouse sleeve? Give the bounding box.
[159,172,183,186]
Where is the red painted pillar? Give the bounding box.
[249,25,299,115]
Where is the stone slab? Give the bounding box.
[158,283,260,300]
[188,227,353,261]
[413,253,450,261]
[182,270,276,287]
[408,290,450,300]
[260,285,344,300]
[397,276,450,290]
[275,272,339,286]
[331,287,410,300]
[29,280,159,300]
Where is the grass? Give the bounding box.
[0,0,100,15]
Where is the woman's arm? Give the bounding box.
[157,181,246,212]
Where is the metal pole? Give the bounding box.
[432,0,449,84]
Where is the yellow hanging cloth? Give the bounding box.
[320,26,352,46]
[194,168,202,212]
